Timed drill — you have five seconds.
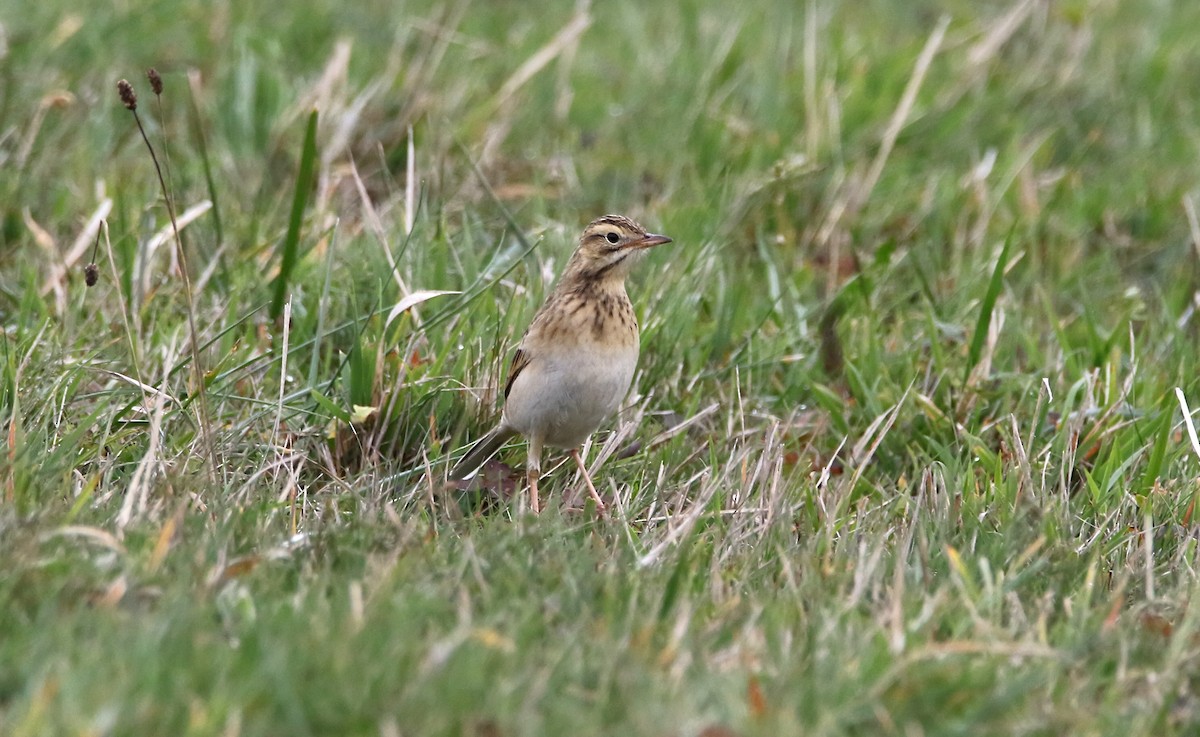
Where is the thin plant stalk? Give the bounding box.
[118,78,219,483]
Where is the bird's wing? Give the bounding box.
[504,347,532,400]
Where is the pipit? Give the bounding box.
[451,214,672,514]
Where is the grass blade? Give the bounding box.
[270,109,319,320]
[187,71,223,248]
[964,228,1013,384]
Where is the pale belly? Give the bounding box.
[503,343,638,448]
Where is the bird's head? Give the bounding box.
[566,214,672,283]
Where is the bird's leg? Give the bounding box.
[569,448,606,515]
[527,435,543,515]
[528,469,540,515]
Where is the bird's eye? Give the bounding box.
[605,232,620,244]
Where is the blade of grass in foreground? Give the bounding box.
[270,109,319,320]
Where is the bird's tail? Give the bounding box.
[450,425,517,480]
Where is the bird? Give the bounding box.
[450,214,672,514]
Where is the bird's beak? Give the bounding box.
[628,233,672,250]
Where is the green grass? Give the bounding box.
[4,0,1200,734]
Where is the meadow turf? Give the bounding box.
[3,0,1200,734]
